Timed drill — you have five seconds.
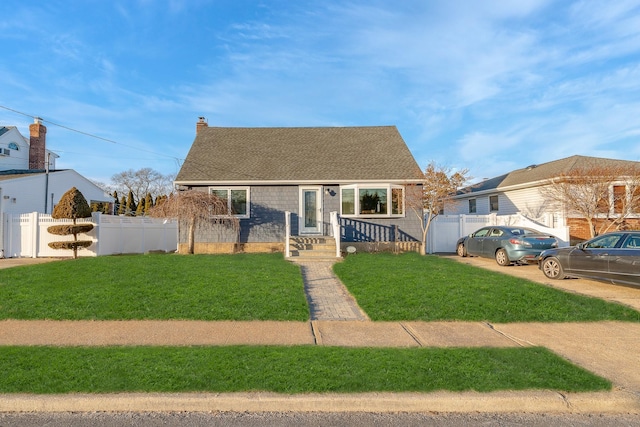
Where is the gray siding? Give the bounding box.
[244,186,297,242]
[185,184,421,245]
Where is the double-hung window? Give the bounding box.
[489,195,499,212]
[340,184,404,217]
[209,187,250,218]
[468,199,477,213]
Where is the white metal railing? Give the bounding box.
[284,211,291,258]
[330,211,341,258]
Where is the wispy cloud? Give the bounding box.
[2,0,640,181]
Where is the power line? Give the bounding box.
[0,105,180,161]
[0,104,263,181]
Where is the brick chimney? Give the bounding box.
[196,117,208,134]
[29,117,47,170]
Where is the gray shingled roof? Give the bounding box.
[176,126,423,183]
[463,155,640,194]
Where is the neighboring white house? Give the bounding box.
[0,169,111,215]
[448,155,640,242]
[0,119,112,256]
[0,124,58,171]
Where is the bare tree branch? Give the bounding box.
[110,168,174,203]
[407,162,470,255]
[540,162,640,238]
[147,190,239,254]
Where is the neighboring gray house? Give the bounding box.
[174,119,424,255]
[449,155,640,242]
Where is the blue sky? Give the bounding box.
[2,0,640,184]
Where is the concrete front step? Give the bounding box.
[288,236,341,261]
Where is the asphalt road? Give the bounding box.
[0,411,639,427]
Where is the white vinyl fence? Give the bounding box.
[3,212,178,258]
[427,213,570,254]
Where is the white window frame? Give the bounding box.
[489,195,499,212]
[339,184,405,218]
[208,187,250,218]
[468,198,477,214]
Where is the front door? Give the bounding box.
[299,186,322,235]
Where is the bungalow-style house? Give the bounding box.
[174,119,424,256]
[448,155,640,242]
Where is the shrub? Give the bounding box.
[47,187,94,259]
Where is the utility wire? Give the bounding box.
[0,104,264,180]
[0,105,180,160]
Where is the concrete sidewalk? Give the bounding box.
[0,319,638,391]
[0,319,638,413]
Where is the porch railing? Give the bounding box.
[284,210,291,258]
[283,210,341,258]
[330,211,341,258]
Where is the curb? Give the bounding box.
[1,391,638,414]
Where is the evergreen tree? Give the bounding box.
[113,190,120,215]
[144,192,153,213]
[135,197,145,216]
[125,190,137,216]
[118,196,126,215]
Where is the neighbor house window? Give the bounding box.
[613,185,626,214]
[468,199,477,213]
[340,184,404,217]
[8,142,18,150]
[489,195,499,212]
[209,187,250,218]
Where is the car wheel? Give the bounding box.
[456,243,467,257]
[495,249,510,266]
[542,257,565,280]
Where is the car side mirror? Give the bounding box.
[576,242,586,250]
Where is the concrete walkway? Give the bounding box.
[296,261,368,321]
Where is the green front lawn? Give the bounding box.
[333,252,640,322]
[0,253,308,321]
[0,345,610,393]
[1,252,637,322]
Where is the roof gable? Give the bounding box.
[176,126,423,184]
